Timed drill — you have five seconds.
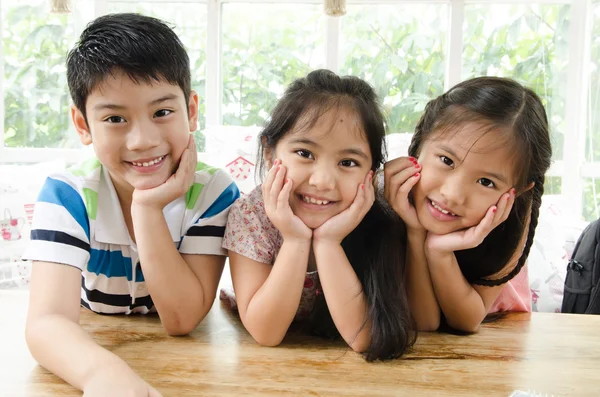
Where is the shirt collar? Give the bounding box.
[94,167,185,245]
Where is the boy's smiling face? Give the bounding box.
[72,70,198,199]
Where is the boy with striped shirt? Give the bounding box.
[23,13,239,396]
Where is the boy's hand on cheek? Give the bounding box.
[313,171,375,245]
[262,160,312,242]
[425,189,516,255]
[132,135,197,211]
[383,157,423,232]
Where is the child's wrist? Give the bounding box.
[131,201,164,219]
[407,228,427,243]
[312,237,343,251]
[424,246,455,263]
[281,235,312,246]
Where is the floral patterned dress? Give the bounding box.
[220,186,321,321]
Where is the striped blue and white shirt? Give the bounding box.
[23,158,240,314]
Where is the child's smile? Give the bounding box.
[427,198,459,221]
[298,193,337,208]
[127,154,168,173]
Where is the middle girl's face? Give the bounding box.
[270,107,373,229]
[412,122,517,235]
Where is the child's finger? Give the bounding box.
[384,156,418,177]
[492,192,509,223]
[348,183,367,216]
[365,171,375,196]
[386,163,420,199]
[182,150,196,188]
[384,158,417,190]
[263,159,279,188]
[502,188,516,221]
[494,189,515,225]
[388,169,420,213]
[148,386,164,397]
[362,174,376,213]
[173,148,193,187]
[395,169,420,199]
[363,170,374,192]
[188,135,198,164]
[270,164,286,200]
[473,205,497,242]
[262,161,279,209]
[277,178,293,211]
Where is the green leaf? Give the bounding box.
[524,14,541,32]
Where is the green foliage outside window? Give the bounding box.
[2,3,74,148]
[2,2,599,219]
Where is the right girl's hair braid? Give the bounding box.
[476,175,545,287]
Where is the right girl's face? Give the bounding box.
[267,107,373,229]
[412,123,517,235]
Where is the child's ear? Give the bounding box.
[523,181,535,193]
[71,105,92,146]
[187,90,199,132]
[515,182,535,196]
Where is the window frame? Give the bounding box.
[0,0,595,220]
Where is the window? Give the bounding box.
[221,2,325,126]
[2,0,78,149]
[463,3,570,163]
[341,3,448,134]
[583,0,600,221]
[1,0,598,221]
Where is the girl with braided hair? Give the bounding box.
[384,76,552,332]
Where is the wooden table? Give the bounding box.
[1,289,598,397]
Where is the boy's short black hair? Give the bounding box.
[66,13,191,121]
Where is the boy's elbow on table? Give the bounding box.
[165,324,195,337]
[24,318,43,350]
[162,316,201,336]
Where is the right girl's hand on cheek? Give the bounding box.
[425,189,516,254]
[384,156,423,231]
[262,159,312,241]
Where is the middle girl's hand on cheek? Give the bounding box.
[313,171,375,245]
[262,159,312,242]
[425,188,516,255]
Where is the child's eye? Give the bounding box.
[478,178,496,188]
[104,116,126,123]
[154,109,173,118]
[340,159,358,167]
[440,156,454,168]
[295,149,314,159]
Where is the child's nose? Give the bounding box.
[127,121,161,151]
[439,178,466,206]
[308,165,336,191]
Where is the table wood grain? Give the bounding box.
[1,289,598,396]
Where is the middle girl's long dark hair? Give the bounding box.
[258,69,415,361]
